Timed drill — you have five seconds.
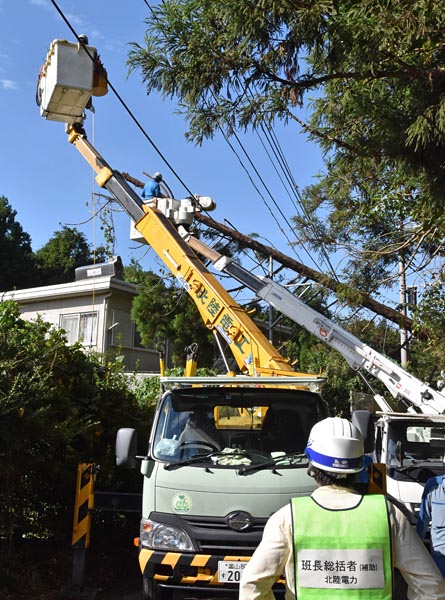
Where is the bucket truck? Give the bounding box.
[38,38,331,600]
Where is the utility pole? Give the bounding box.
[399,256,408,367]
[268,255,274,344]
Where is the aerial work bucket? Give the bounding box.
[37,38,107,123]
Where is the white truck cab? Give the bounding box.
[373,413,445,524]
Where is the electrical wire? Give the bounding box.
[243,84,340,282]
[140,0,336,279]
[252,124,330,272]
[227,119,341,282]
[48,0,195,199]
[50,0,340,300]
[209,72,340,281]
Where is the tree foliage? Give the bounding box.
[34,226,107,285]
[128,0,445,293]
[0,197,112,291]
[129,0,445,182]
[0,301,146,554]
[411,278,445,378]
[125,261,216,368]
[0,196,39,291]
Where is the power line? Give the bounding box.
[50,0,340,292]
[48,0,195,199]
[219,79,340,281]
[244,85,340,282]
[139,2,335,278]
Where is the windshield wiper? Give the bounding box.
[238,453,308,475]
[163,450,223,471]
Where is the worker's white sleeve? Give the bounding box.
[239,507,293,600]
[390,504,445,599]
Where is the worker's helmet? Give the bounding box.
[153,172,162,182]
[305,417,364,474]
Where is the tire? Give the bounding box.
[142,576,155,600]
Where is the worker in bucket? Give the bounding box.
[141,172,164,200]
[239,417,445,600]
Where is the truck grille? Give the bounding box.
[151,512,266,554]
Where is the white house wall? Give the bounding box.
[2,275,159,373]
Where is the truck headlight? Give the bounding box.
[140,518,194,551]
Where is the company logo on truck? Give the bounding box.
[172,492,192,513]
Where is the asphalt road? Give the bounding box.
[96,591,142,600]
[63,586,142,600]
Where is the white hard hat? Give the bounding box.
[153,172,162,182]
[305,417,364,474]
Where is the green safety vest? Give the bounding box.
[291,494,392,599]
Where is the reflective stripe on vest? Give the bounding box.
[291,494,392,599]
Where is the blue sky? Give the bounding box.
[1,0,325,278]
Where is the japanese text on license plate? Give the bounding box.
[217,560,247,583]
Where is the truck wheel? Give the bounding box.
[142,576,155,600]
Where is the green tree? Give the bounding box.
[0,301,144,558]
[34,226,107,285]
[410,278,445,380]
[293,0,445,292]
[128,0,445,296]
[293,174,432,300]
[0,196,39,291]
[125,261,216,368]
[129,1,445,215]
[304,1,445,222]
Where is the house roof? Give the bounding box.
[2,276,138,304]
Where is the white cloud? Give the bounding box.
[65,12,87,28]
[28,2,105,46]
[29,0,51,9]
[1,79,19,91]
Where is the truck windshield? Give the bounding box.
[151,387,325,466]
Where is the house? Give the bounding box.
[1,257,159,373]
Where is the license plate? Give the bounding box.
[217,560,247,583]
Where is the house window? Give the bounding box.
[109,309,143,348]
[60,312,98,346]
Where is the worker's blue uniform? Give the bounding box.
[141,180,161,200]
[417,475,445,576]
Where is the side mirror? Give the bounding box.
[352,410,375,454]
[115,428,138,469]
[396,440,404,466]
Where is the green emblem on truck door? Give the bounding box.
[172,492,192,513]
